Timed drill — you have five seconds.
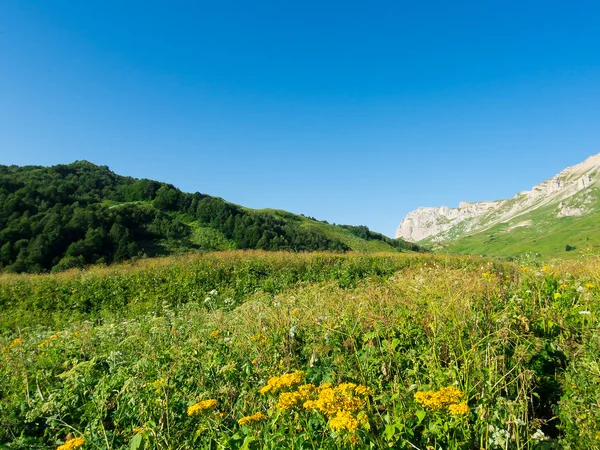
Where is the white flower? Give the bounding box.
[209,289,218,296]
[579,310,591,315]
[532,429,548,441]
[289,325,298,339]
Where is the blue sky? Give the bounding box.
[1,1,599,236]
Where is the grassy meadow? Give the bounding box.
[2,251,600,449]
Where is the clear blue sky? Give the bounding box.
[1,1,599,236]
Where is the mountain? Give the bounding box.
[396,153,600,259]
[0,161,420,273]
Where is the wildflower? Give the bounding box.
[579,310,591,315]
[250,333,267,344]
[531,429,548,441]
[354,385,373,396]
[585,283,595,289]
[328,410,359,432]
[38,339,52,348]
[277,391,306,410]
[188,399,218,415]
[303,383,367,416]
[260,371,305,395]
[151,379,166,392]
[210,330,221,338]
[209,289,218,296]
[553,292,561,299]
[448,402,470,415]
[414,386,466,410]
[57,437,85,450]
[238,411,267,426]
[8,338,23,349]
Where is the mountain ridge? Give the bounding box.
[395,153,600,258]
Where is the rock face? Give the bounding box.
[396,153,600,243]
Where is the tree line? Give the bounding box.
[0,161,356,273]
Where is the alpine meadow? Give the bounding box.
[3,2,600,449]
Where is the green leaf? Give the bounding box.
[416,409,426,423]
[384,424,396,440]
[130,433,144,450]
[240,435,256,450]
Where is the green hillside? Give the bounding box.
[434,189,600,260]
[0,162,419,273]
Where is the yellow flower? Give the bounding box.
[414,386,466,410]
[277,391,306,410]
[187,399,218,415]
[328,410,359,432]
[554,292,561,300]
[57,437,85,450]
[354,385,373,396]
[585,283,595,289]
[210,330,221,338]
[238,411,267,426]
[38,339,52,348]
[448,402,469,415]
[303,383,367,416]
[8,338,23,349]
[260,371,306,395]
[250,333,267,344]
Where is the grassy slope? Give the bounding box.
[436,192,600,260]
[254,208,402,252]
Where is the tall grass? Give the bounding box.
[1,252,599,449]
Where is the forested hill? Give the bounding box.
[0,161,421,273]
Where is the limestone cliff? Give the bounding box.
[396,153,600,243]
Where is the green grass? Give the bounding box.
[436,196,600,260]
[2,251,600,448]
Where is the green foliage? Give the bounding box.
[0,162,421,274]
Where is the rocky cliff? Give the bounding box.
[396,153,600,243]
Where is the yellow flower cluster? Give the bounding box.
[187,399,218,416]
[57,437,85,450]
[151,379,166,394]
[585,283,595,289]
[303,383,370,416]
[238,411,267,426]
[210,330,221,338]
[414,386,467,414]
[448,402,469,416]
[39,331,64,348]
[277,390,308,410]
[481,272,495,282]
[260,371,306,394]
[328,410,360,432]
[8,338,23,349]
[250,333,267,344]
[260,373,372,435]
